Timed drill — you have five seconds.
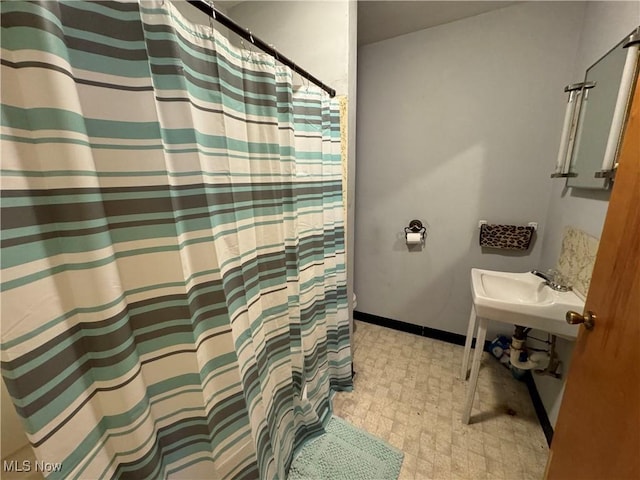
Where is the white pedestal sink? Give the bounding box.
[460,268,585,424]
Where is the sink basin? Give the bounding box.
[471,268,585,338]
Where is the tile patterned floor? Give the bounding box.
[2,320,548,480]
[333,321,549,480]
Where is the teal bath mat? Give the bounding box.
[288,416,404,480]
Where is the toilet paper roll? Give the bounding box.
[406,232,422,245]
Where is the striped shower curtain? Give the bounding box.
[0,1,351,478]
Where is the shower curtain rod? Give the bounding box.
[185,0,337,97]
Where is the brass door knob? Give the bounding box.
[566,310,596,330]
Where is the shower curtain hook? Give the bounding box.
[245,41,254,61]
[242,37,257,61]
[206,1,215,35]
[241,39,248,60]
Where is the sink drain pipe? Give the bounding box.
[510,326,550,370]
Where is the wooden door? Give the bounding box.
[545,77,640,478]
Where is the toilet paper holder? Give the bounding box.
[404,219,427,242]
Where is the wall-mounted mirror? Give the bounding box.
[564,28,639,189]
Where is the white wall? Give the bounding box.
[227,1,351,96]
[535,1,639,427]
[355,2,584,340]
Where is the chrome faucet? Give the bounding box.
[531,270,572,292]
